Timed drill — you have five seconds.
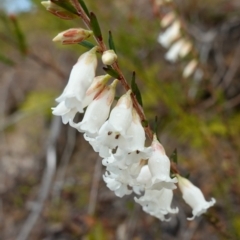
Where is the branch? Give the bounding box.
[16,116,61,240]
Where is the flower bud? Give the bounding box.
[53,28,93,44]
[41,1,77,20]
[102,50,118,65]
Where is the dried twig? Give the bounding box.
[16,116,61,240]
[53,125,76,200]
[87,156,102,216]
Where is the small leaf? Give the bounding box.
[131,71,143,107]
[78,40,95,49]
[108,31,116,52]
[185,173,191,179]
[170,148,178,164]
[103,66,120,79]
[90,12,102,40]
[51,0,78,14]
[154,116,158,134]
[78,0,90,17]
[0,54,15,66]
[114,96,120,101]
[10,15,27,55]
[141,120,149,128]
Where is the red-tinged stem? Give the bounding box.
[71,0,178,174]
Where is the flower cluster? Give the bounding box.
[51,46,215,221]
[42,0,216,222]
[155,0,202,79]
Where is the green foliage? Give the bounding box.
[103,66,120,79]
[131,71,143,107]
[0,53,15,66]
[108,31,116,53]
[90,12,102,41]
[78,0,90,18]
[79,40,96,49]
[170,149,178,164]
[19,91,56,117]
[86,222,108,240]
[10,15,27,55]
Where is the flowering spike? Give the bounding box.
[53,28,93,45]
[177,175,216,220]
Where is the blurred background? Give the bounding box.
[0,0,240,239]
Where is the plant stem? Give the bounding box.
[71,0,179,174]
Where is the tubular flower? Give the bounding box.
[134,189,178,221]
[158,20,181,48]
[53,28,93,44]
[55,47,98,112]
[161,12,176,28]
[165,39,192,62]
[70,80,117,135]
[52,101,77,124]
[94,90,133,156]
[182,59,198,78]
[148,135,177,189]
[177,175,216,220]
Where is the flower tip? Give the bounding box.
[52,34,60,42]
[111,79,118,88]
[41,1,49,8]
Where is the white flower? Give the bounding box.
[82,74,112,108]
[148,135,177,189]
[177,175,216,220]
[112,109,152,165]
[183,59,198,78]
[134,189,178,221]
[165,39,185,62]
[95,90,133,156]
[108,90,133,136]
[161,12,176,28]
[70,80,117,134]
[52,101,78,124]
[165,39,192,62]
[55,47,98,112]
[103,172,132,197]
[136,165,152,188]
[102,50,118,65]
[158,20,181,48]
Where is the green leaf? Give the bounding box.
[131,71,143,107]
[114,96,120,101]
[154,116,159,135]
[51,0,78,14]
[90,12,102,40]
[103,66,120,79]
[10,16,27,55]
[78,0,90,17]
[141,119,149,128]
[78,40,95,49]
[184,173,190,179]
[0,54,15,66]
[108,31,116,52]
[170,148,178,164]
